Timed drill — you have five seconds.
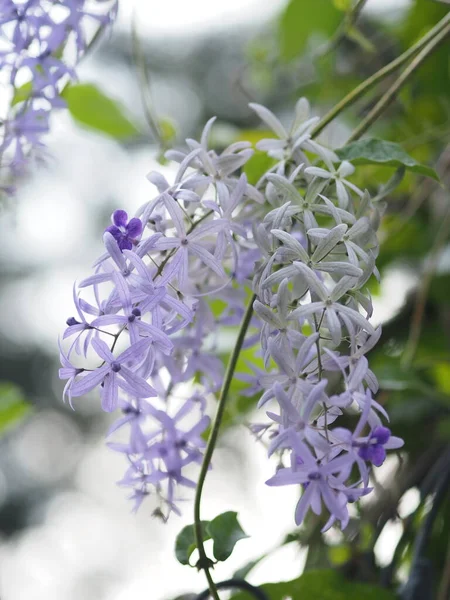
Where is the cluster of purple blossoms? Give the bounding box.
[0,0,117,189]
[247,100,403,529]
[59,100,403,525]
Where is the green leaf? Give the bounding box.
[437,416,450,441]
[0,382,31,433]
[244,151,277,186]
[372,167,405,202]
[432,362,450,396]
[12,82,33,107]
[175,522,211,566]
[328,544,351,565]
[159,117,177,145]
[333,0,351,10]
[371,357,427,392]
[175,513,248,566]
[208,511,248,562]
[336,139,439,181]
[229,569,397,600]
[279,0,341,61]
[62,84,140,140]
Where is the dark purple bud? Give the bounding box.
[308,471,322,481]
[132,308,141,317]
[66,317,80,326]
[111,362,121,373]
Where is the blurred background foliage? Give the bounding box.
[0,0,449,599]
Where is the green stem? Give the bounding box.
[311,12,450,138]
[194,294,256,600]
[318,0,368,58]
[346,21,450,142]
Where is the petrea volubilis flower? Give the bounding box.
[246,100,403,529]
[59,99,403,526]
[105,210,143,251]
[0,0,118,192]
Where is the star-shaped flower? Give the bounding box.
[105,210,143,251]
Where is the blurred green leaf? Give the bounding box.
[279,0,341,61]
[328,544,351,565]
[11,82,33,107]
[336,139,439,181]
[399,0,450,98]
[244,151,277,186]
[62,84,140,140]
[210,298,228,319]
[208,511,248,561]
[437,416,450,440]
[159,117,177,145]
[333,0,352,10]
[431,362,450,396]
[175,522,211,566]
[429,275,450,307]
[0,382,30,433]
[378,214,431,267]
[371,357,425,392]
[372,167,406,202]
[229,569,397,599]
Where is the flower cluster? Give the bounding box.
[247,100,403,529]
[59,100,403,526]
[59,121,263,517]
[0,0,117,190]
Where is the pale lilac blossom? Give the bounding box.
[59,102,402,525]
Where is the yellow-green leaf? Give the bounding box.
[62,84,140,140]
[0,382,31,433]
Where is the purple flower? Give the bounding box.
[58,101,405,525]
[266,440,354,527]
[69,337,156,412]
[357,426,403,467]
[105,210,143,251]
[90,271,173,352]
[1,0,118,192]
[0,105,50,171]
[108,397,158,453]
[58,339,83,408]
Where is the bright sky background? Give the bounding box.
[115,0,412,36]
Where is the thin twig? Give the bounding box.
[346,22,450,142]
[312,12,450,138]
[317,0,369,58]
[193,294,256,600]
